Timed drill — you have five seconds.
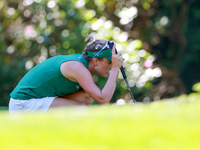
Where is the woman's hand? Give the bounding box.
[111,44,123,69]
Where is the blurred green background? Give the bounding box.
[1,0,200,106]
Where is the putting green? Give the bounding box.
[0,94,200,150]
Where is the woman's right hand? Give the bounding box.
[111,44,123,69]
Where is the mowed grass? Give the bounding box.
[0,96,200,150]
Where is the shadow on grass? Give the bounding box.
[0,107,8,111]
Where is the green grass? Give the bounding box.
[0,107,8,110]
[0,95,200,150]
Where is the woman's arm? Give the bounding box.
[61,46,123,104]
[61,61,114,104]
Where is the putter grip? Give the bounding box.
[115,49,127,79]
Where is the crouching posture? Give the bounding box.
[9,35,123,113]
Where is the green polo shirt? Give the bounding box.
[10,54,88,100]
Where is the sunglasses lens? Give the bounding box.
[106,41,110,49]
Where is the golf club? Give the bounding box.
[110,42,136,103]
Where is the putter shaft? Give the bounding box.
[113,44,136,103]
[124,77,136,103]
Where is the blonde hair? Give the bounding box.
[84,34,107,52]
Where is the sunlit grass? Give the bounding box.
[0,97,200,150]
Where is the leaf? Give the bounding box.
[192,82,200,92]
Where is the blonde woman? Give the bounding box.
[9,35,123,113]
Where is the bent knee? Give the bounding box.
[61,90,94,105]
[82,92,94,105]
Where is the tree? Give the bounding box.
[1,0,199,106]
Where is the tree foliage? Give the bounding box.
[0,0,200,106]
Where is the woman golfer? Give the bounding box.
[9,35,123,113]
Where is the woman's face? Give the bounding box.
[96,58,112,78]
